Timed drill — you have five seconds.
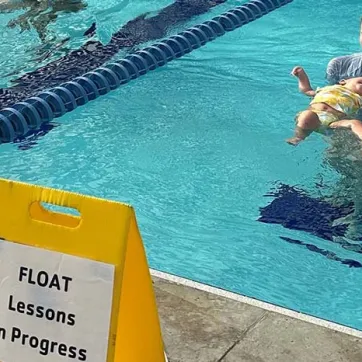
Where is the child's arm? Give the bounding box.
[291,66,316,97]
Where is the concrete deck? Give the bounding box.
[152,272,362,362]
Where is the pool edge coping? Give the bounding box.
[150,269,362,339]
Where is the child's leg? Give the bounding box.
[286,110,320,145]
[329,119,362,140]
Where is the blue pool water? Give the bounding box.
[1,0,362,329]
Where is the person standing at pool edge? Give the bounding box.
[286,66,362,146]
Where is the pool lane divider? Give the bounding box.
[0,0,293,143]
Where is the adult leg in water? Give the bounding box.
[329,119,362,140]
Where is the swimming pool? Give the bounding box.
[1,0,362,330]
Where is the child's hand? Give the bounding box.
[291,66,304,77]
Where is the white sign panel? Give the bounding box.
[0,239,115,362]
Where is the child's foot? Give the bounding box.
[286,137,302,146]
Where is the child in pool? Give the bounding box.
[287,66,362,146]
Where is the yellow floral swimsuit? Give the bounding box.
[309,85,362,133]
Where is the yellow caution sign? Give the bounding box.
[0,178,166,362]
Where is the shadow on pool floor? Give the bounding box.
[258,183,362,268]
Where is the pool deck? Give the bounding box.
[151,270,362,362]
